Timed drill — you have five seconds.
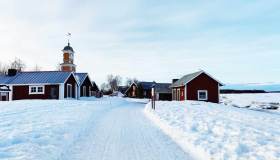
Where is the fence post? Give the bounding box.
[151,85,155,110]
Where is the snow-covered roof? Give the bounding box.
[138,82,156,90]
[170,71,204,88]
[74,73,88,85]
[125,81,171,94]
[155,83,172,93]
[170,70,223,88]
[0,85,10,91]
[118,86,129,94]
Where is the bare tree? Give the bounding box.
[107,74,122,92]
[125,77,138,87]
[100,83,108,92]
[33,64,41,71]
[10,57,25,71]
[0,62,9,75]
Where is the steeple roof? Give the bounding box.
[63,43,74,52]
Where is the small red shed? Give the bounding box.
[170,70,223,103]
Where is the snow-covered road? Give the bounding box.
[62,99,192,160]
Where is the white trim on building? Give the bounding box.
[197,90,208,101]
[184,84,187,100]
[83,86,86,97]
[59,83,65,99]
[28,85,45,95]
[67,84,72,98]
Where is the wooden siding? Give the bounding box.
[179,86,185,101]
[187,73,219,103]
[126,83,152,99]
[172,86,185,101]
[158,93,172,101]
[80,76,93,97]
[64,74,77,98]
[12,85,59,100]
[126,83,138,97]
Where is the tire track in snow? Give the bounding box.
[64,98,193,160]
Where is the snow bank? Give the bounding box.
[145,101,280,160]
[221,93,280,110]
[0,98,114,160]
[124,98,150,104]
[110,91,124,97]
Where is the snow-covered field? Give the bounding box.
[145,101,280,160]
[0,98,113,160]
[0,97,192,160]
[1,95,280,160]
[221,93,280,111]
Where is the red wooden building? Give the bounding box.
[170,70,223,103]
[125,81,172,100]
[0,70,79,100]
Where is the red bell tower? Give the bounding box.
[60,42,76,72]
[60,33,76,72]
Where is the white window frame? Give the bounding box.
[197,90,208,101]
[67,84,72,98]
[83,86,87,97]
[29,86,45,95]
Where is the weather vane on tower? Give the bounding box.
[66,32,71,46]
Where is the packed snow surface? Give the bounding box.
[0,97,192,160]
[145,101,280,160]
[221,93,280,111]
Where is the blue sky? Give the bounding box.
[0,0,280,85]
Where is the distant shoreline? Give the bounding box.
[221,89,280,94]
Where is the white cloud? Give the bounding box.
[0,0,280,85]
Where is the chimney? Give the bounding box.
[8,69,17,76]
[172,79,179,83]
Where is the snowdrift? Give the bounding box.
[221,93,280,111]
[145,101,280,160]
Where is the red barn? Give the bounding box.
[170,70,223,103]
